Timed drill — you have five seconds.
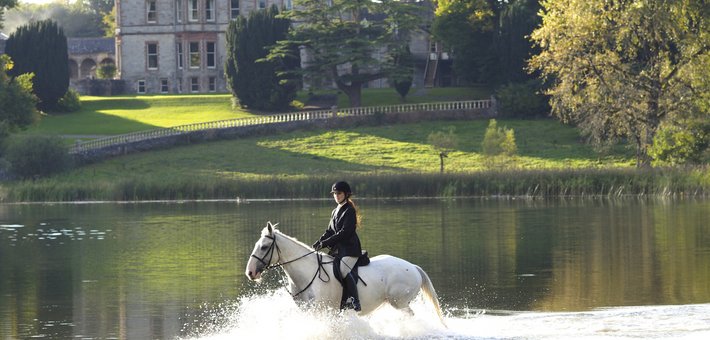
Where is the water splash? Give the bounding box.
[180,290,710,340]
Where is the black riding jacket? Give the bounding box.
[317,202,362,258]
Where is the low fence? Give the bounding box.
[69,99,493,154]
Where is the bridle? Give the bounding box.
[251,233,332,297]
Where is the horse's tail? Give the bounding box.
[415,265,447,328]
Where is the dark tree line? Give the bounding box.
[225,5,300,112]
[5,19,71,112]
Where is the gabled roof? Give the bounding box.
[68,37,115,55]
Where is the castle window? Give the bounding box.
[209,77,216,92]
[191,77,199,92]
[230,0,240,19]
[177,78,183,93]
[206,0,215,21]
[160,79,169,93]
[286,0,292,10]
[207,42,216,68]
[147,1,157,23]
[176,0,182,22]
[177,42,183,69]
[259,0,266,9]
[137,79,146,93]
[147,43,158,70]
[189,42,200,68]
[189,0,199,21]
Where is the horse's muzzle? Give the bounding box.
[245,262,264,280]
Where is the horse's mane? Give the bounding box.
[268,228,318,252]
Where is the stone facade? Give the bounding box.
[115,0,450,94]
[116,0,296,94]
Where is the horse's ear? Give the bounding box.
[266,221,274,235]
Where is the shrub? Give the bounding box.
[96,63,117,79]
[54,89,82,113]
[495,80,549,119]
[482,119,516,157]
[6,134,74,180]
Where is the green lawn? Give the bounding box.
[21,93,253,136]
[60,119,635,184]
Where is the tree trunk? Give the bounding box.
[439,153,445,173]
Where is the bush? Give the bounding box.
[495,80,549,119]
[6,134,74,180]
[96,63,117,79]
[54,89,81,113]
[482,119,516,157]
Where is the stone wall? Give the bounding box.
[71,79,127,96]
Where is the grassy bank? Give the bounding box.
[4,117,709,202]
[5,87,706,202]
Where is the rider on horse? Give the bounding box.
[312,181,363,311]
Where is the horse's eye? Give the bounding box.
[261,245,269,250]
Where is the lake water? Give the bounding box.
[1,198,709,339]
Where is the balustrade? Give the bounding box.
[68,99,490,153]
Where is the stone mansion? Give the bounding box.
[115,0,454,95]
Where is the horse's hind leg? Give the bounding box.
[388,297,415,317]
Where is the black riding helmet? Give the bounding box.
[330,181,352,194]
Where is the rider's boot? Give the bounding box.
[344,272,361,312]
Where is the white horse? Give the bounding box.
[245,222,446,326]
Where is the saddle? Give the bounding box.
[333,250,370,308]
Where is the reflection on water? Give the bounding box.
[1,198,709,339]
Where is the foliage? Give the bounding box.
[0,0,18,30]
[4,0,109,38]
[431,0,496,84]
[392,45,414,100]
[96,63,117,79]
[428,126,459,172]
[648,122,710,166]
[5,19,71,112]
[225,5,299,112]
[5,134,73,179]
[482,119,516,157]
[495,80,548,119]
[269,0,427,108]
[529,0,710,166]
[432,0,540,86]
[0,55,39,156]
[102,7,115,37]
[54,89,82,113]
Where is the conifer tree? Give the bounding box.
[225,5,299,112]
[5,19,71,112]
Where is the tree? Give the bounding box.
[529,0,710,166]
[5,19,71,112]
[102,6,115,37]
[392,45,413,100]
[0,0,18,30]
[482,119,516,158]
[269,0,427,108]
[4,1,109,38]
[0,55,39,156]
[96,63,117,79]
[431,0,496,84]
[428,126,458,173]
[225,5,299,112]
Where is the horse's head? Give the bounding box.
[245,221,280,281]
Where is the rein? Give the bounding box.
[251,233,332,297]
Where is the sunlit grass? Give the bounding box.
[21,93,254,136]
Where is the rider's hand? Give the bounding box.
[312,241,323,251]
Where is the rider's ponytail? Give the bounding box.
[347,198,362,230]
